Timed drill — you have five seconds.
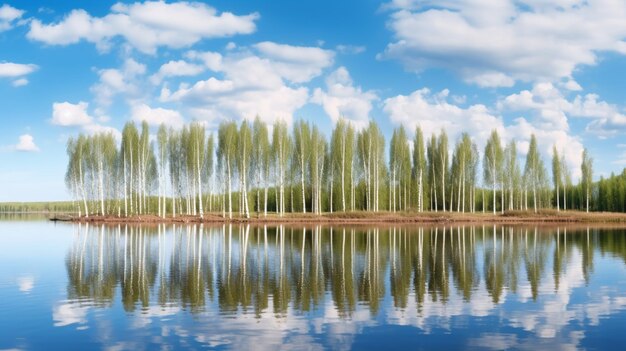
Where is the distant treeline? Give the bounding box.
[0,201,75,213]
[58,117,610,218]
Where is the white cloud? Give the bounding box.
[312,67,378,129]
[27,1,259,54]
[253,41,335,83]
[131,103,184,127]
[383,87,504,147]
[500,82,626,137]
[0,62,38,86]
[12,78,28,87]
[51,101,93,126]
[336,45,366,55]
[50,101,121,138]
[150,60,205,84]
[163,42,333,126]
[0,62,37,77]
[185,51,223,71]
[499,82,571,131]
[12,134,39,152]
[381,0,626,87]
[0,4,24,32]
[91,58,146,108]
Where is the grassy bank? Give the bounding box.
[52,209,626,225]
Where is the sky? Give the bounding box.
[2,0,626,201]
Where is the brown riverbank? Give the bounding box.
[52,210,626,225]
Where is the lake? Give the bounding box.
[1,216,626,350]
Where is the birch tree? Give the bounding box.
[552,145,561,211]
[330,118,355,212]
[523,134,547,213]
[203,133,215,213]
[484,130,503,214]
[217,121,238,219]
[237,120,253,218]
[157,124,168,217]
[189,122,205,217]
[272,120,291,216]
[252,117,270,216]
[293,120,311,213]
[504,140,520,211]
[437,130,449,212]
[412,126,426,212]
[581,148,593,213]
[310,126,327,214]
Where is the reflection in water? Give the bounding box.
[62,223,626,349]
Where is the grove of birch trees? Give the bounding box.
[66,117,604,218]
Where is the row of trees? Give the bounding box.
[66,118,601,218]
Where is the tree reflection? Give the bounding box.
[65,223,626,318]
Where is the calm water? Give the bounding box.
[1,217,626,350]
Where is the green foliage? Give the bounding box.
[55,120,625,217]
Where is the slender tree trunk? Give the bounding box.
[563,184,567,211]
[556,180,560,212]
[482,187,485,213]
[264,176,268,217]
[500,178,504,214]
[98,159,105,215]
[123,154,128,217]
[392,168,396,212]
[197,143,204,219]
[441,155,446,212]
[300,156,306,214]
[462,165,466,213]
[341,136,346,212]
[227,156,232,219]
[130,148,134,215]
[417,170,422,212]
[533,181,537,213]
[492,176,497,215]
[432,166,438,212]
[243,160,249,219]
[330,167,334,213]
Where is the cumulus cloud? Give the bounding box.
[14,134,39,152]
[162,42,333,126]
[27,1,259,54]
[51,101,94,126]
[131,103,184,127]
[312,67,378,129]
[252,41,335,83]
[500,82,626,137]
[150,60,205,84]
[383,87,504,147]
[50,101,120,138]
[381,0,626,87]
[0,4,23,32]
[91,58,146,108]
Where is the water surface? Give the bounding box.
[1,218,626,350]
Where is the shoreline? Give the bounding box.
[49,210,626,225]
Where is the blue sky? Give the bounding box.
[2,0,626,201]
